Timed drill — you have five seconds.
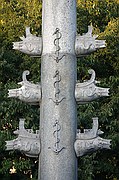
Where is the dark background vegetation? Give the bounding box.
[0,0,119,179]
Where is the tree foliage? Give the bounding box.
[77,0,119,179]
[0,0,119,179]
[0,0,41,179]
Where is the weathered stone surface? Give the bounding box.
[75,137,111,157]
[39,1,77,179]
[13,27,42,56]
[40,53,77,180]
[74,117,111,157]
[8,70,41,105]
[75,69,109,104]
[75,26,106,56]
[6,119,40,158]
[13,26,106,57]
[8,68,109,106]
[42,0,76,55]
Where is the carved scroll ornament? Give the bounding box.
[75,26,106,56]
[8,70,41,105]
[13,27,42,56]
[13,26,105,57]
[75,69,109,104]
[6,119,40,158]
[74,117,111,157]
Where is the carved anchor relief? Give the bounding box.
[52,28,65,63]
[49,120,65,154]
[50,70,66,105]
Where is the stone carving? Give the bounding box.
[49,70,66,105]
[74,117,111,157]
[8,70,41,105]
[52,28,65,63]
[6,119,40,158]
[13,27,42,56]
[75,26,106,56]
[13,26,105,57]
[48,120,65,154]
[75,69,109,104]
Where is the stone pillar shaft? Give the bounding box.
[39,0,77,180]
[42,0,76,55]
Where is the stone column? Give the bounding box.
[39,0,77,180]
